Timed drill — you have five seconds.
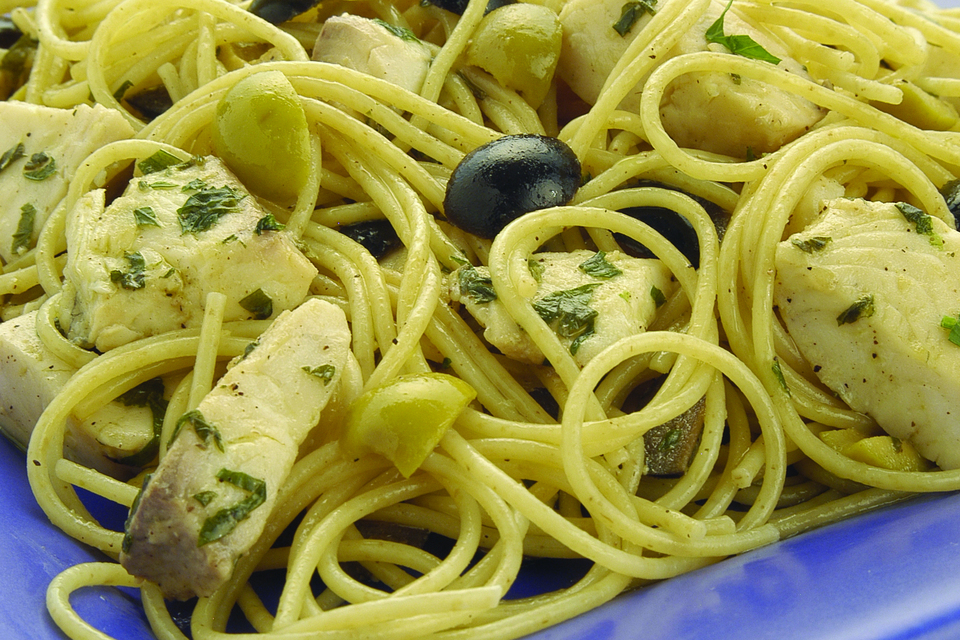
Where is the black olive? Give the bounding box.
[424,0,515,16]
[443,134,581,239]
[0,17,21,50]
[614,181,729,269]
[337,219,402,259]
[248,0,322,24]
[939,178,960,231]
[125,85,174,122]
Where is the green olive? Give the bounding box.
[465,3,562,108]
[212,70,312,203]
[341,373,476,477]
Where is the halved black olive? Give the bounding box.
[248,0,322,24]
[125,85,174,122]
[614,181,729,269]
[0,17,21,49]
[337,219,402,259]
[938,178,960,230]
[443,134,581,239]
[425,0,515,16]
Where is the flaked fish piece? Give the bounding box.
[775,197,960,469]
[120,299,351,599]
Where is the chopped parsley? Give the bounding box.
[772,359,790,396]
[193,491,218,507]
[181,178,209,192]
[109,251,147,290]
[137,149,185,175]
[255,213,285,235]
[11,202,36,255]
[239,288,273,320]
[177,185,245,234]
[705,0,782,64]
[657,427,682,452]
[302,364,337,385]
[533,283,601,353]
[169,409,224,452]
[650,285,667,308]
[458,264,497,304]
[896,202,943,248]
[373,18,420,42]
[941,314,960,346]
[113,79,134,102]
[0,142,24,173]
[613,0,658,37]
[579,251,623,279]
[23,152,56,181]
[198,468,267,546]
[837,295,875,326]
[791,236,832,253]
[114,377,168,467]
[133,206,161,228]
[138,179,178,191]
[528,258,545,283]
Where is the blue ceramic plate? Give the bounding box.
[5,430,960,640]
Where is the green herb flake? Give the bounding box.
[705,0,782,64]
[122,472,152,553]
[169,409,224,452]
[657,428,682,452]
[23,152,56,181]
[302,364,337,385]
[458,264,497,304]
[941,315,960,346]
[791,236,832,253]
[115,378,168,467]
[11,202,36,255]
[133,206,161,228]
[137,150,184,175]
[138,179,178,191]
[239,288,273,320]
[772,359,790,396]
[650,285,667,308]
[109,251,148,290]
[837,295,876,326]
[613,0,658,37]
[896,202,943,248]
[533,283,601,341]
[193,491,217,507]
[113,79,134,102]
[439,357,453,370]
[373,18,420,42]
[255,213,285,235]
[528,258,545,283]
[177,185,245,234]
[0,142,25,173]
[181,178,209,192]
[579,251,623,279]
[198,468,267,546]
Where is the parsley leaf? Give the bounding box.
[373,18,419,42]
[177,185,244,234]
[302,364,337,385]
[137,149,184,175]
[255,213,285,235]
[169,409,224,452]
[114,377,168,467]
[650,285,667,308]
[23,152,56,181]
[198,469,267,546]
[0,142,24,173]
[791,236,832,253]
[896,202,943,249]
[239,288,273,320]
[11,202,36,255]
[458,264,497,304]
[579,251,623,279]
[533,283,601,339]
[837,295,875,326]
[705,0,781,64]
[772,359,790,396]
[613,0,658,37]
[941,315,960,346]
[109,251,147,290]
[133,206,161,228]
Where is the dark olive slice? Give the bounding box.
[938,178,960,231]
[425,0,515,16]
[0,17,21,49]
[337,219,402,259]
[615,206,701,269]
[443,134,581,239]
[248,0,322,24]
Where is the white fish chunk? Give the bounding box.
[450,250,676,367]
[0,310,156,477]
[57,156,317,352]
[0,102,135,263]
[120,298,352,599]
[556,0,824,157]
[312,14,432,95]
[775,198,960,469]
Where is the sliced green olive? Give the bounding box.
[341,373,476,477]
[212,70,312,204]
[465,3,562,108]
